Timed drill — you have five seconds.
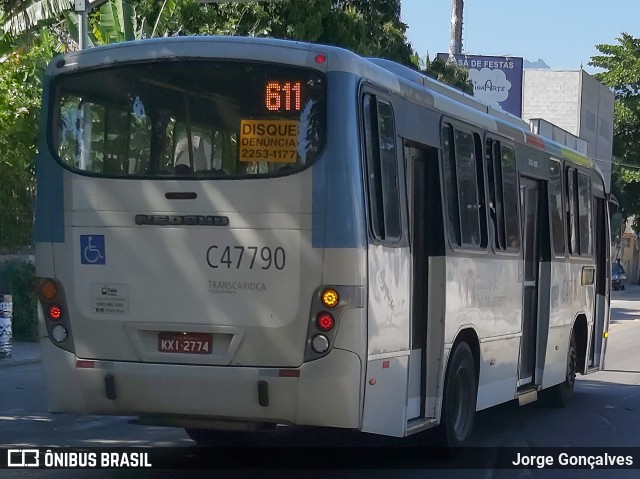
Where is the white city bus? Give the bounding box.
[35,36,611,447]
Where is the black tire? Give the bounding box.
[621,285,626,291]
[542,333,577,408]
[438,342,478,449]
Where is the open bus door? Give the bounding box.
[518,177,542,388]
[593,192,616,370]
[403,141,444,434]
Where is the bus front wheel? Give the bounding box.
[439,342,478,448]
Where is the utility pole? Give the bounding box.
[74,0,110,49]
[449,0,464,56]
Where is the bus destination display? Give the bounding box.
[239,80,304,163]
[265,81,302,112]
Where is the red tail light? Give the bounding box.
[316,312,335,332]
[48,304,63,321]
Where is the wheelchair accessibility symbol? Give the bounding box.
[80,235,106,265]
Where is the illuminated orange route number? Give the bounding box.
[265,81,302,112]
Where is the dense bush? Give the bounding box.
[0,259,38,342]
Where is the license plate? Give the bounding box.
[158,332,213,354]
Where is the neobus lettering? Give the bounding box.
[135,215,228,226]
[241,123,298,137]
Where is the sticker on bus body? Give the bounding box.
[239,119,299,163]
[80,235,106,265]
[92,283,129,315]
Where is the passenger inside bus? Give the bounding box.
[173,131,212,174]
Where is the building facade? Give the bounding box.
[522,69,614,191]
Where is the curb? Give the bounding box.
[0,357,41,369]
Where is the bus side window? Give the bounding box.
[442,124,461,247]
[473,133,488,248]
[455,130,480,246]
[442,124,485,249]
[566,167,578,255]
[362,94,401,242]
[501,145,520,251]
[577,171,593,256]
[486,138,506,250]
[549,159,566,256]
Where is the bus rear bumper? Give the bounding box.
[41,340,363,430]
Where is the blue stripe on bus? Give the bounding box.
[34,152,65,243]
[34,86,65,243]
[312,71,367,249]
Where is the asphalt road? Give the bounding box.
[2,287,640,478]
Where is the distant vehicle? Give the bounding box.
[612,262,627,291]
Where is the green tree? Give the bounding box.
[590,33,640,229]
[0,31,54,251]
[422,53,473,95]
[3,0,415,63]
[0,1,72,51]
[134,0,414,65]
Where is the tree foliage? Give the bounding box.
[2,0,71,36]
[0,31,54,251]
[590,33,640,229]
[133,0,414,66]
[422,54,473,95]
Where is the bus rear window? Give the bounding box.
[52,61,326,178]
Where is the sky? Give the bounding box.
[401,0,640,74]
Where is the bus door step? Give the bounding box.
[516,386,538,406]
[406,418,438,435]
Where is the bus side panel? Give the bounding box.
[445,256,521,411]
[476,336,520,410]
[444,256,521,341]
[361,244,411,437]
[366,245,411,355]
[543,260,572,388]
[544,261,594,388]
[296,348,362,428]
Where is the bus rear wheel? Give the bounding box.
[439,342,478,448]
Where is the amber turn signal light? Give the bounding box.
[321,289,339,308]
[41,280,58,300]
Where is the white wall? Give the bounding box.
[522,70,581,135]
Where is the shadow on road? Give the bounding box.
[610,308,640,323]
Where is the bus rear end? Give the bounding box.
[35,38,366,433]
